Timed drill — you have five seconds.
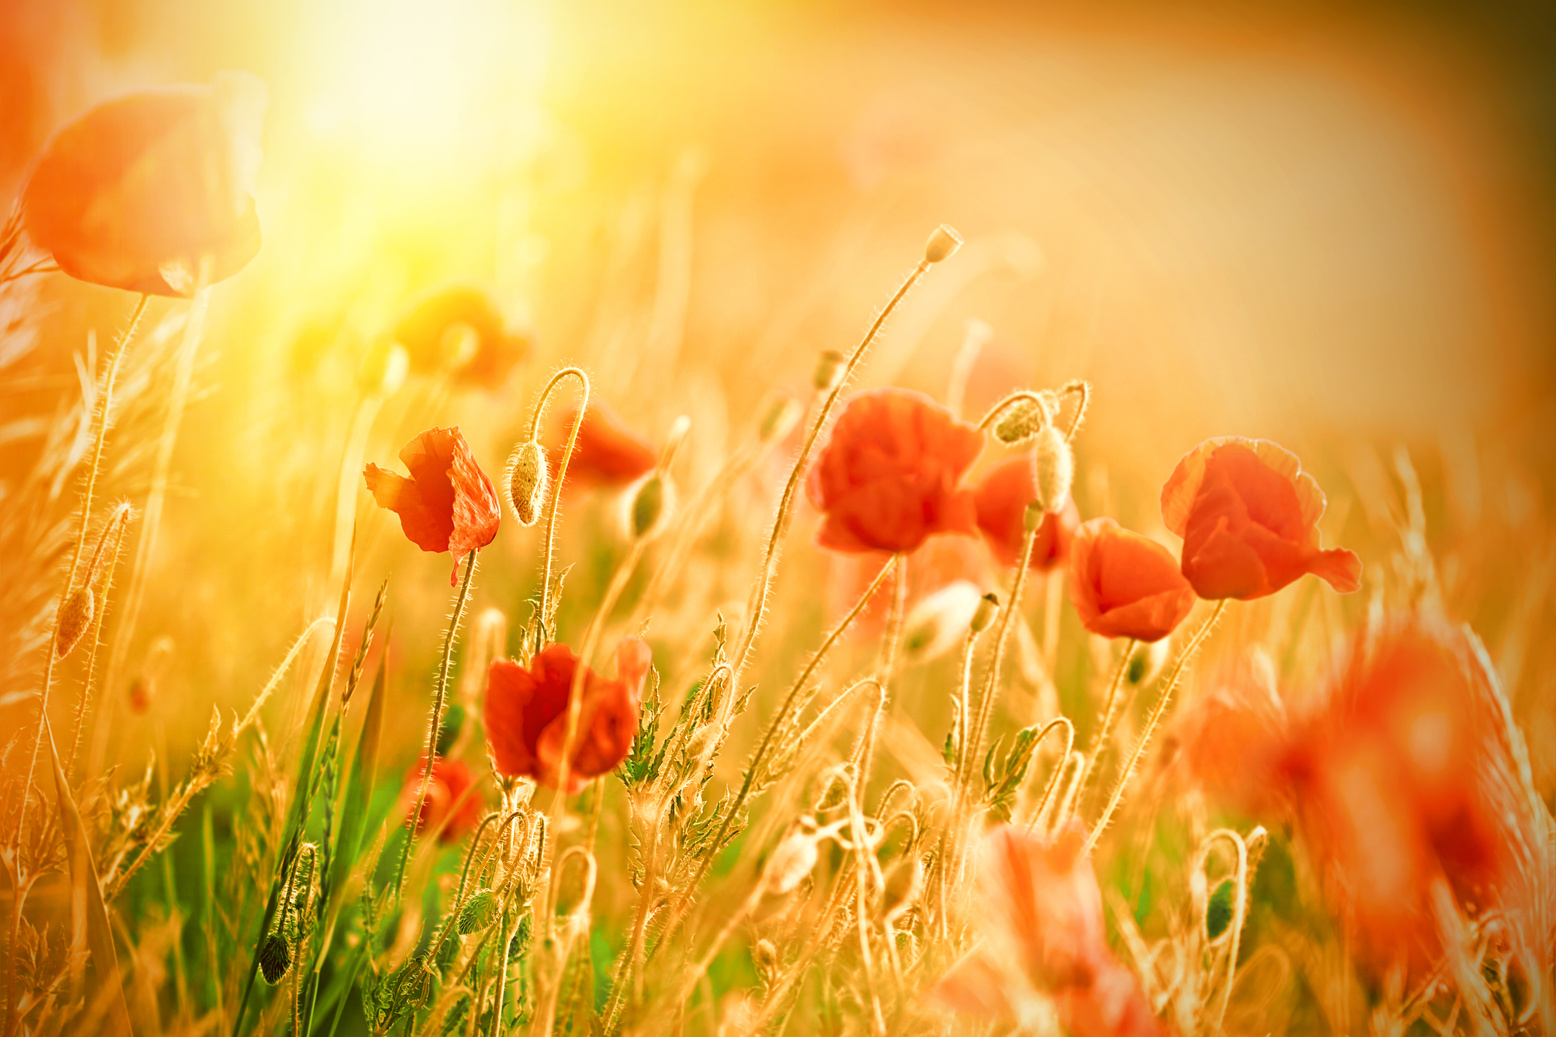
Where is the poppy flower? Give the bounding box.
[932,824,1162,1037]
[401,755,483,845]
[484,637,652,793]
[1173,650,1289,816]
[548,404,657,491]
[364,426,501,584]
[806,388,984,554]
[1068,518,1196,643]
[393,285,529,389]
[1160,437,1361,601]
[974,454,1080,570]
[21,72,266,297]
[1276,615,1546,974]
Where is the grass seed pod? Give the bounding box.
[55,587,95,658]
[1031,425,1073,515]
[924,224,963,264]
[504,439,549,527]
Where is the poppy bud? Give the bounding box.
[924,224,963,264]
[992,395,1054,446]
[55,587,95,659]
[628,472,672,541]
[259,932,292,984]
[764,829,820,896]
[1031,426,1073,515]
[813,349,846,392]
[758,395,801,444]
[458,889,498,934]
[752,937,780,982]
[504,439,549,527]
[1127,638,1170,686]
[902,581,984,662]
[357,338,409,399]
[970,593,1000,634]
[1023,502,1044,533]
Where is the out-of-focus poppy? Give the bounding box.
[932,824,1162,1037]
[1173,650,1289,816]
[1277,615,1548,974]
[364,426,501,584]
[1068,518,1195,643]
[22,72,265,297]
[401,755,483,845]
[1161,437,1361,601]
[806,388,984,554]
[393,285,529,389]
[484,637,651,793]
[974,454,1080,570]
[548,403,657,491]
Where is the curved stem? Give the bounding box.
[1018,717,1076,833]
[394,550,478,899]
[1086,600,1228,853]
[527,367,590,636]
[964,521,1041,791]
[1058,379,1090,442]
[1074,638,1136,803]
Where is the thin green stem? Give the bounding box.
[1075,638,1136,803]
[526,368,589,635]
[394,550,479,899]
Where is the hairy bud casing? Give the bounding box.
[1031,425,1073,515]
[504,439,549,527]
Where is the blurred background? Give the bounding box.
[3,0,1554,780]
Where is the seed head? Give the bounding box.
[259,932,292,984]
[764,829,820,896]
[504,439,549,527]
[970,593,1000,635]
[458,889,498,934]
[812,349,846,393]
[1031,425,1073,515]
[55,587,95,659]
[924,224,963,264]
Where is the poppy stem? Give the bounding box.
[394,549,478,900]
[1074,637,1137,807]
[525,367,590,642]
[1086,599,1228,854]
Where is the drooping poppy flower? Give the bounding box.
[548,403,657,491]
[1068,518,1196,643]
[21,72,266,297]
[806,388,984,554]
[393,285,529,389]
[364,426,501,584]
[401,755,483,845]
[484,637,652,793]
[974,454,1080,570]
[932,824,1163,1037]
[1275,615,1549,975]
[1161,437,1361,601]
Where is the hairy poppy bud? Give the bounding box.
[924,224,963,264]
[752,937,779,982]
[813,349,846,392]
[903,581,984,662]
[992,395,1054,446]
[504,439,549,527]
[357,338,409,399]
[764,829,820,896]
[758,395,801,444]
[458,889,498,934]
[629,473,671,541]
[1032,426,1073,515]
[970,593,1000,635]
[259,932,292,984]
[55,587,95,659]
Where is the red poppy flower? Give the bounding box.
[401,755,483,845]
[364,426,501,584]
[1278,615,1545,973]
[548,404,657,491]
[1161,437,1361,601]
[974,455,1080,570]
[394,285,529,389]
[806,388,984,554]
[1068,518,1196,643]
[22,73,266,297]
[1173,651,1289,816]
[932,824,1162,1037]
[484,637,652,793]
